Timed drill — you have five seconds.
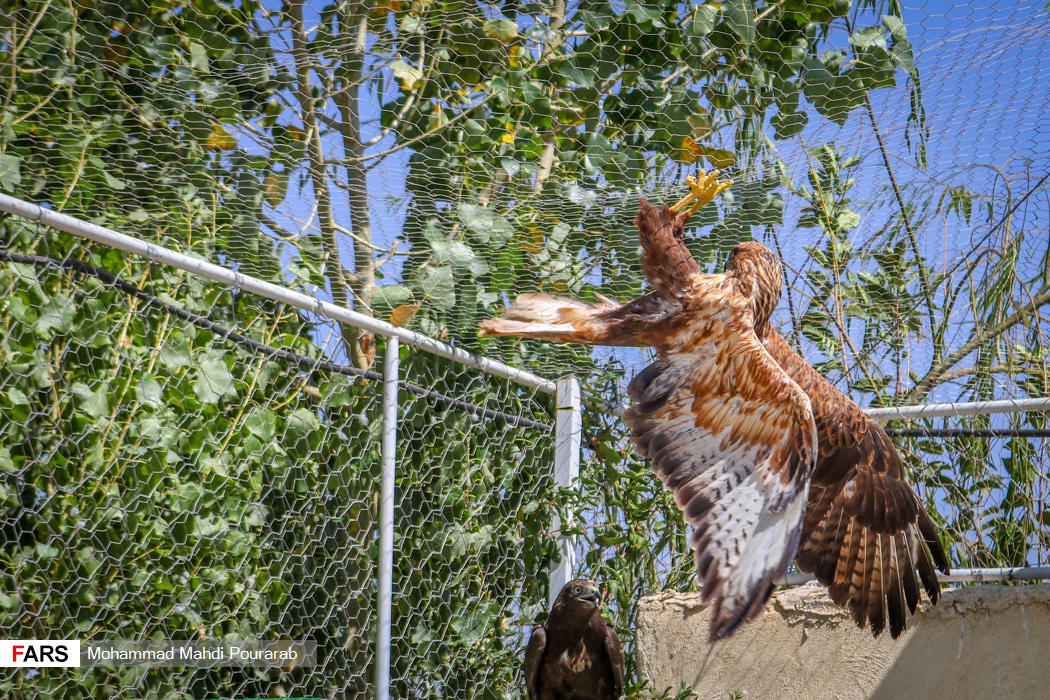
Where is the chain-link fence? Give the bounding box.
[0,211,576,697]
[2,0,1050,697]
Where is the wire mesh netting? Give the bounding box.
[0,228,559,696]
[2,0,1049,697]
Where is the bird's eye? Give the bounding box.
[573,586,581,594]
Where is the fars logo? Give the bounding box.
[0,640,81,667]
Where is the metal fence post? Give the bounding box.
[377,336,399,700]
[551,375,582,608]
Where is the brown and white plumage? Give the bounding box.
[761,330,948,637]
[482,178,948,641]
[524,579,624,700]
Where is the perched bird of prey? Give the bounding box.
[482,172,949,641]
[524,579,624,700]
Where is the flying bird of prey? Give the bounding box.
[524,579,624,700]
[482,172,949,641]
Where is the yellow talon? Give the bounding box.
[669,170,733,221]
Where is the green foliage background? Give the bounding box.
[1,0,1048,697]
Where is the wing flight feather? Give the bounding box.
[523,625,545,700]
[625,311,818,640]
[809,433,948,636]
[602,620,624,697]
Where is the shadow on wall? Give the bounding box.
[636,584,1050,700]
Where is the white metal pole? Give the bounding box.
[779,565,1050,586]
[935,566,1050,583]
[551,376,582,608]
[866,397,1050,421]
[376,337,398,700]
[0,194,556,396]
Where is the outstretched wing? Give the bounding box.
[523,624,546,700]
[625,300,818,640]
[762,330,950,638]
[635,200,701,298]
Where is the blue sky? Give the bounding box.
[236,0,1050,578]
[254,0,1049,408]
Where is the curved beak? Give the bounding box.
[580,588,601,607]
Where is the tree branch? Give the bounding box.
[331,3,377,369]
[289,0,361,363]
[925,364,1029,385]
[862,91,941,356]
[533,0,565,193]
[844,13,940,364]
[903,284,1050,403]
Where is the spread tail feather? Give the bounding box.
[479,293,623,344]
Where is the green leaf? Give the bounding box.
[550,223,571,247]
[193,355,236,404]
[135,375,164,407]
[417,266,456,311]
[411,622,435,646]
[775,79,802,113]
[779,45,807,77]
[244,407,276,441]
[801,56,834,107]
[128,208,150,223]
[430,238,477,270]
[772,109,808,139]
[849,25,887,50]
[189,41,209,72]
[482,19,518,42]
[823,74,866,125]
[554,56,597,88]
[561,182,598,208]
[263,169,289,207]
[390,58,423,91]
[451,609,489,644]
[723,0,756,46]
[0,153,21,191]
[90,156,126,191]
[400,15,424,34]
[285,408,320,441]
[371,284,413,315]
[458,204,515,248]
[892,40,915,76]
[500,157,521,178]
[837,209,861,230]
[854,49,898,91]
[584,133,616,176]
[4,388,28,406]
[687,4,718,38]
[159,334,192,369]
[169,483,204,512]
[71,382,110,419]
[882,14,909,43]
[0,446,15,474]
[35,293,75,338]
[624,0,664,26]
[35,543,61,561]
[884,20,916,76]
